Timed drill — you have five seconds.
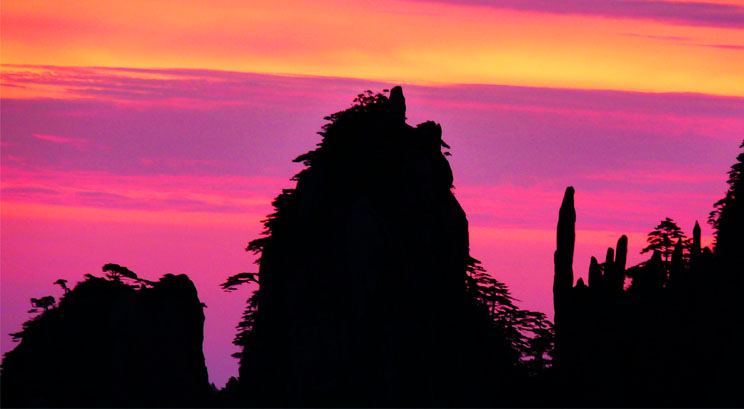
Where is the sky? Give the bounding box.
[1,0,743,388]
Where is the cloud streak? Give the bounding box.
[414,0,744,28]
[619,32,744,51]
[3,2,742,95]
[32,133,88,148]
[0,166,285,216]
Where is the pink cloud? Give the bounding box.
[32,133,88,149]
[0,166,287,216]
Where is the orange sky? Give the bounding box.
[2,0,743,96]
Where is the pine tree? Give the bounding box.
[641,217,687,262]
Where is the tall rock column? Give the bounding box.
[691,221,701,269]
[553,186,576,381]
[588,257,602,290]
[611,236,628,292]
[554,186,576,317]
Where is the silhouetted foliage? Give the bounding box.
[30,296,55,312]
[103,263,138,282]
[54,279,69,294]
[466,257,554,371]
[220,272,259,360]
[220,272,258,292]
[641,217,687,262]
[709,140,744,267]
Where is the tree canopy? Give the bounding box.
[641,217,687,262]
[709,140,744,265]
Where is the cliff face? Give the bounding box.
[1,272,211,408]
[236,88,525,407]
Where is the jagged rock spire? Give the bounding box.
[611,235,628,292]
[588,256,601,289]
[554,186,575,313]
[692,221,701,257]
[389,86,406,123]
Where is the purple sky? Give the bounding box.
[2,66,743,386]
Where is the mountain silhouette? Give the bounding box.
[1,267,211,408]
[3,86,741,408]
[221,87,552,407]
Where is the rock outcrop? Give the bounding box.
[1,270,211,407]
[231,88,548,407]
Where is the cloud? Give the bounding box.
[2,66,741,235]
[32,133,88,149]
[2,65,389,109]
[0,166,286,217]
[412,0,744,28]
[619,32,744,51]
[0,187,59,195]
[698,43,744,50]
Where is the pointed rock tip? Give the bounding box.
[561,186,575,207]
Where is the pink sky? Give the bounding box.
[2,0,743,388]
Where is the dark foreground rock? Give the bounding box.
[1,271,211,407]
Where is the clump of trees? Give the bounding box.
[465,257,554,374]
[220,272,259,360]
[709,140,744,269]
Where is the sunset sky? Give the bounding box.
[2,0,743,387]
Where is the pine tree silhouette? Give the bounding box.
[641,217,687,262]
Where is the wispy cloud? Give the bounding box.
[32,133,88,149]
[698,43,744,50]
[413,0,744,28]
[2,65,388,108]
[619,32,744,51]
[0,166,287,217]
